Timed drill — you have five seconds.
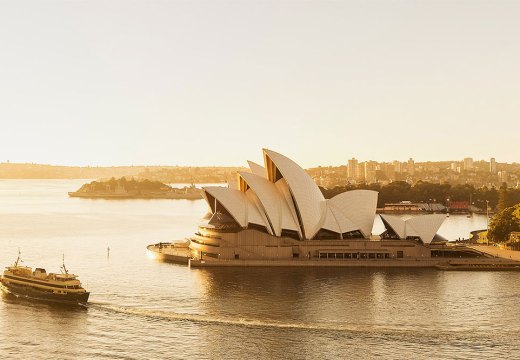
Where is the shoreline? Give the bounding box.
[68,192,203,200]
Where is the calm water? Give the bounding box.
[0,180,519,359]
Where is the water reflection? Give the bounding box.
[194,267,443,326]
[1,180,519,360]
[1,292,88,357]
[191,267,520,359]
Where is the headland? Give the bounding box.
[69,178,203,200]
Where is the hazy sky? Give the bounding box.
[1,1,519,167]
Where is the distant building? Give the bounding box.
[392,160,402,174]
[378,163,395,180]
[356,162,364,181]
[407,158,415,176]
[450,162,458,172]
[498,170,508,183]
[347,158,359,180]
[450,201,469,213]
[364,161,377,183]
[490,158,497,174]
[463,157,474,171]
[509,232,520,242]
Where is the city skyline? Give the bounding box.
[2,155,518,189]
[1,155,517,168]
[2,2,520,359]
[1,1,520,167]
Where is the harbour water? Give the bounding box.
[1,180,519,359]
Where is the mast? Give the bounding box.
[14,249,21,267]
[61,254,69,275]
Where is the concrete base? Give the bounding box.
[147,242,520,270]
[188,257,520,268]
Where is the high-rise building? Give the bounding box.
[384,163,396,180]
[355,163,364,181]
[392,160,402,174]
[347,158,359,179]
[490,158,497,174]
[463,157,474,171]
[364,161,377,183]
[407,158,415,176]
[498,170,508,183]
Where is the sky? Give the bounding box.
[0,0,519,168]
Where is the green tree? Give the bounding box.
[488,203,520,242]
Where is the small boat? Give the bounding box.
[0,251,89,305]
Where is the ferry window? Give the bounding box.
[369,253,376,259]
[327,253,335,259]
[320,253,327,259]
[361,253,368,259]
[234,254,239,260]
[336,253,344,259]
[345,253,352,259]
[397,251,404,258]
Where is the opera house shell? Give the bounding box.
[189,149,447,263]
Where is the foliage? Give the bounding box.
[487,203,520,242]
[79,177,171,193]
[320,181,519,209]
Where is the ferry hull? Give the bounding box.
[1,282,90,305]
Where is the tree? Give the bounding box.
[488,203,520,242]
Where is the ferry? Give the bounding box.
[0,252,90,305]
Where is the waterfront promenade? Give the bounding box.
[468,245,520,261]
[148,242,520,268]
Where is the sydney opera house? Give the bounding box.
[187,149,452,265]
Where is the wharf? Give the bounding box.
[147,242,190,264]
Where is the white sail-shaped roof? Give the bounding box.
[379,214,407,239]
[244,189,271,230]
[263,149,325,239]
[320,206,341,234]
[200,149,446,244]
[275,180,302,236]
[247,160,267,178]
[380,214,446,244]
[406,214,446,244]
[203,187,248,227]
[327,203,360,234]
[328,190,378,238]
[203,186,268,230]
[238,171,299,236]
